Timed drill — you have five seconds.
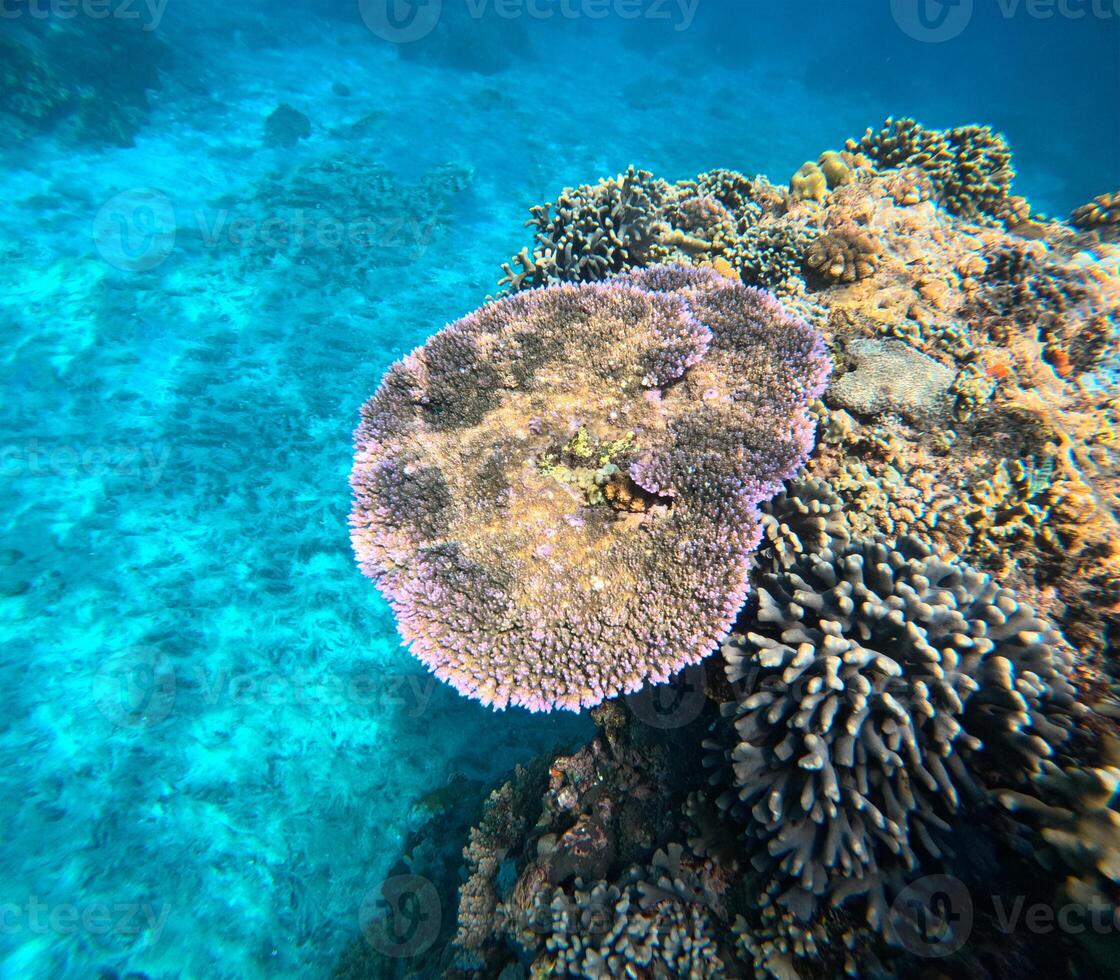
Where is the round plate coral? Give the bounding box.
[350,265,830,711]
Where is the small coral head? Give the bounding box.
[350,266,830,712]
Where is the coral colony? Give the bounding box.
[350,266,830,711]
[347,118,1120,978]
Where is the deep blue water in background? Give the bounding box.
[0,1,1116,976]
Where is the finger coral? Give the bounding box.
[709,536,1077,926]
[1071,192,1120,232]
[804,222,881,283]
[758,476,849,569]
[350,266,830,712]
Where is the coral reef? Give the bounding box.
[337,117,1120,979]
[351,267,829,712]
[708,537,1077,926]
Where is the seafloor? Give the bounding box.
[0,3,1117,979]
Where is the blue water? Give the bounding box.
[0,1,1116,976]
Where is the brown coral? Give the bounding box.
[803,221,881,283]
[1072,192,1120,231]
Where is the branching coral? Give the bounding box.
[847,117,1015,220]
[999,761,1120,913]
[499,166,672,290]
[708,537,1077,927]
[758,476,850,569]
[518,845,729,977]
[351,266,829,712]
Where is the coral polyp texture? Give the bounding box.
[709,536,1077,926]
[350,266,830,712]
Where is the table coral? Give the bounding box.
[351,266,829,712]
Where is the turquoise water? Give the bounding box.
[0,2,1116,977]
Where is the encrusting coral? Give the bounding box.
[351,265,830,711]
[707,536,1077,928]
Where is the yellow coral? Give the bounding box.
[790,162,827,202]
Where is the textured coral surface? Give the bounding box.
[351,268,829,711]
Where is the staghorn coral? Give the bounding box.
[1071,192,1120,232]
[498,166,672,290]
[708,536,1077,927]
[804,222,881,284]
[847,117,1015,220]
[351,266,829,712]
